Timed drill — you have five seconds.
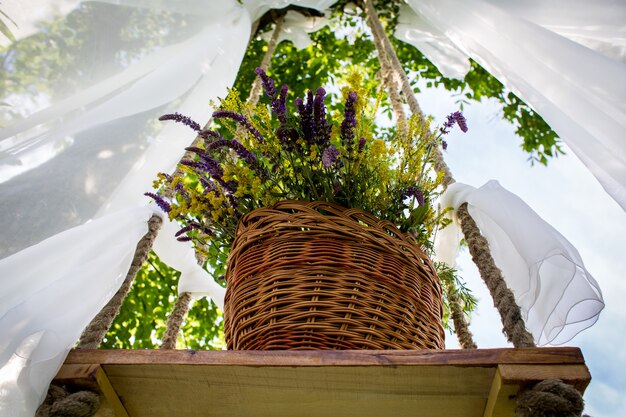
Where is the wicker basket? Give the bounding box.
[223,200,445,350]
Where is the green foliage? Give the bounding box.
[234,7,378,108]
[102,252,224,349]
[436,262,478,331]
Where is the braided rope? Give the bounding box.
[370,17,407,139]
[160,291,193,349]
[247,13,284,106]
[36,385,101,417]
[516,379,585,417]
[77,214,163,349]
[362,0,453,186]
[444,281,478,349]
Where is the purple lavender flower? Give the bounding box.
[295,97,312,142]
[177,236,193,242]
[358,137,366,153]
[340,92,358,154]
[274,84,288,122]
[313,87,331,147]
[197,129,222,141]
[204,139,269,181]
[322,145,340,168]
[180,159,223,178]
[144,192,171,213]
[199,177,216,193]
[296,92,315,144]
[180,151,235,192]
[442,140,448,150]
[295,97,305,113]
[255,67,276,99]
[212,110,265,143]
[159,113,201,132]
[440,111,468,135]
[455,111,468,132]
[403,186,425,206]
[176,222,215,238]
[175,224,195,237]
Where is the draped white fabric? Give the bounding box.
[0,206,158,416]
[261,9,330,50]
[398,0,626,211]
[0,1,335,415]
[438,181,605,346]
[394,4,470,80]
[0,1,252,258]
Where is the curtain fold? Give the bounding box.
[437,181,604,346]
[398,0,626,211]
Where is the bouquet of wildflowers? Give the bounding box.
[147,69,468,260]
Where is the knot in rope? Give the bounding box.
[36,385,100,417]
[516,379,585,417]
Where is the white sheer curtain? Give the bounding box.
[0,1,252,259]
[397,0,626,211]
[437,181,604,346]
[0,206,159,416]
[0,1,335,415]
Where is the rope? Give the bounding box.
[363,0,537,348]
[77,214,163,349]
[247,13,284,106]
[457,203,535,347]
[362,0,453,186]
[372,26,407,140]
[160,291,193,349]
[516,379,585,417]
[36,385,101,417]
[158,14,285,349]
[444,282,478,349]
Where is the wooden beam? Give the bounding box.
[96,367,130,417]
[63,347,585,367]
[499,364,591,393]
[483,367,516,417]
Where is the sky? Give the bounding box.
[416,79,626,416]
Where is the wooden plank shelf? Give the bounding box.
[54,348,590,417]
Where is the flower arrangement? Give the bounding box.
[148,69,468,262]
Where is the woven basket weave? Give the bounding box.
[223,200,445,350]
